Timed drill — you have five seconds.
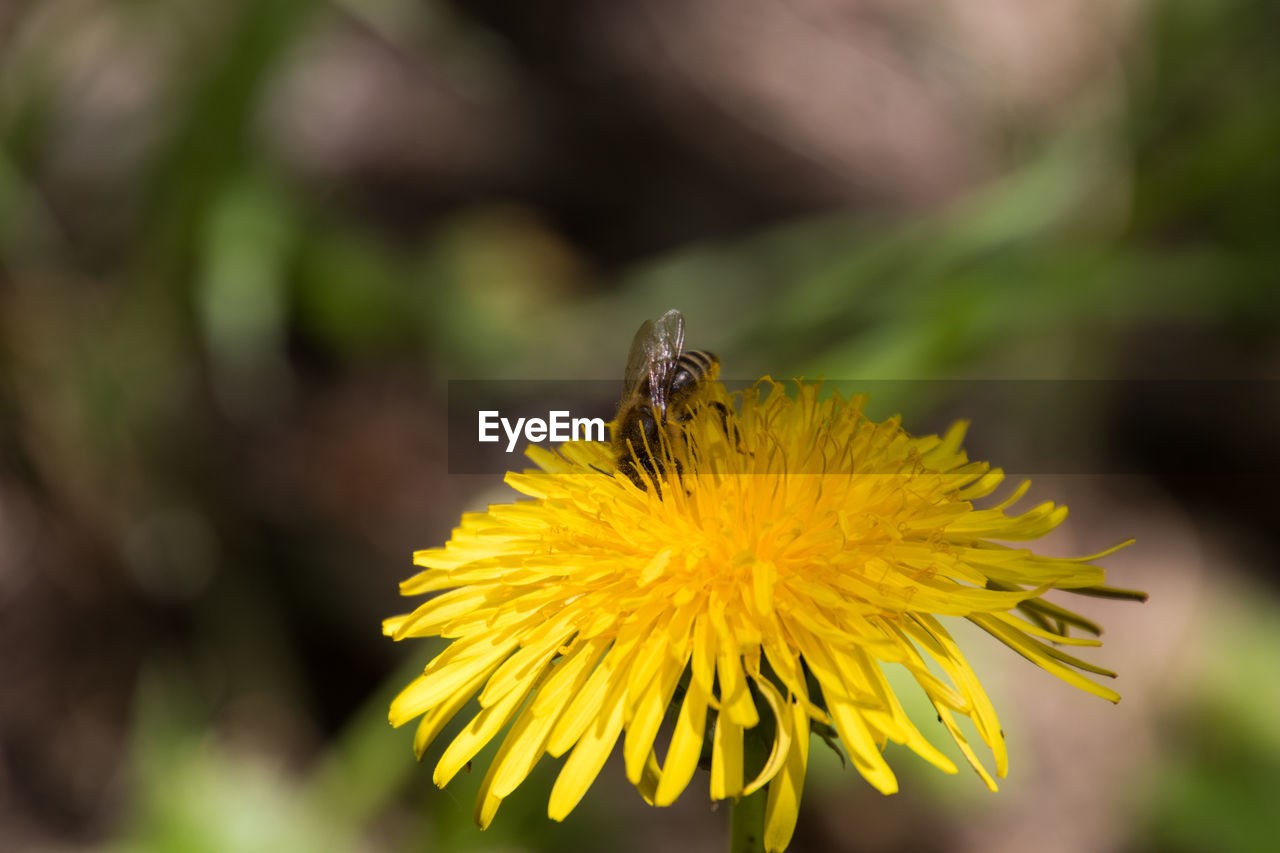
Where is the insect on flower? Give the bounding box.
[612,308,723,490]
[385,311,1145,853]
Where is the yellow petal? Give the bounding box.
[412,663,495,758]
[764,698,809,853]
[710,712,744,800]
[488,649,603,800]
[390,586,497,640]
[434,667,540,787]
[390,636,517,727]
[530,637,609,717]
[478,628,572,708]
[968,613,1120,702]
[653,676,710,806]
[718,651,759,728]
[741,677,793,797]
[547,636,638,757]
[547,682,628,820]
[624,656,684,784]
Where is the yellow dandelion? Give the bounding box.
[385,379,1143,852]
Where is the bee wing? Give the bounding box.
[622,317,656,401]
[645,309,685,418]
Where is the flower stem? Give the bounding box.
[730,727,772,853]
[729,787,767,853]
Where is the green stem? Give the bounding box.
[730,728,771,853]
[729,786,767,853]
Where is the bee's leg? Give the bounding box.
[619,450,665,496]
[644,453,668,499]
[705,401,747,454]
[706,401,730,431]
[617,455,643,489]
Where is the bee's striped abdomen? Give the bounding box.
[670,350,719,394]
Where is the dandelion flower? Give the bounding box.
[385,380,1141,852]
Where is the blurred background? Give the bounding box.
[2,0,1278,851]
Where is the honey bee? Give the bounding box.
[613,309,721,489]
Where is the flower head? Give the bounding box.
[386,380,1139,851]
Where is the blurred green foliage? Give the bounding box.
[2,0,1279,851]
[1136,586,1280,853]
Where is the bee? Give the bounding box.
[613,309,721,490]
